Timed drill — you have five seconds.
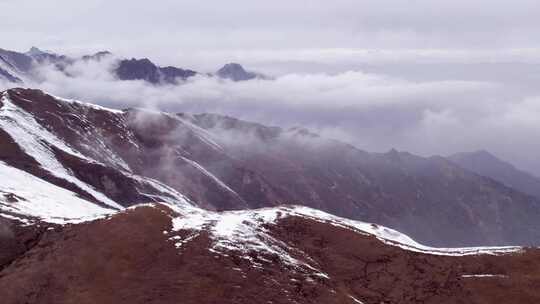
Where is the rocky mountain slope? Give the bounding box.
[449,150,540,199]
[1,87,540,303]
[1,163,539,304]
[1,88,540,247]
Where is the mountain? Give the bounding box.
[115,58,197,84]
[1,173,539,303]
[0,47,71,83]
[81,51,113,62]
[0,52,28,83]
[449,150,540,199]
[0,47,200,85]
[0,48,34,73]
[216,63,267,81]
[24,46,73,70]
[0,63,21,83]
[0,46,271,85]
[2,88,540,303]
[1,88,540,248]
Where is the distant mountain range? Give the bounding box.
[0,46,267,85]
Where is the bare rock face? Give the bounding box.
[115,58,197,84]
[1,88,540,247]
[0,205,539,304]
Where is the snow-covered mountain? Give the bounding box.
[1,88,540,303]
[1,88,540,248]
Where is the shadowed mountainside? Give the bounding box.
[1,88,540,247]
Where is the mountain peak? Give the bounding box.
[26,46,52,57]
[217,63,259,81]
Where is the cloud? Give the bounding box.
[2,0,540,71]
[3,56,539,176]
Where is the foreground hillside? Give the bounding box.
[1,201,539,304]
[0,163,537,303]
[1,88,540,246]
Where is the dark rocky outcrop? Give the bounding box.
[115,58,197,84]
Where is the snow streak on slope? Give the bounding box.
[51,94,125,115]
[170,206,522,261]
[0,161,114,224]
[180,156,241,198]
[0,92,123,209]
[175,115,224,152]
[126,173,193,208]
[280,207,522,256]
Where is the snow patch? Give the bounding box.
[170,204,522,267]
[50,93,125,114]
[180,156,241,198]
[0,161,114,224]
[461,274,508,278]
[170,207,330,278]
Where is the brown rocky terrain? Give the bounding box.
[0,204,539,304]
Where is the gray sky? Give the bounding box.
[2,0,540,174]
[3,0,540,70]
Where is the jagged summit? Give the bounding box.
[217,62,262,81]
[115,57,197,84]
[25,46,48,56]
[0,46,277,86]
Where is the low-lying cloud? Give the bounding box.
[2,57,540,176]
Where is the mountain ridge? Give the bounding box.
[1,88,540,247]
[449,150,540,199]
[0,46,268,86]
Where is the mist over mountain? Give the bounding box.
[2,1,540,302]
[2,87,540,303]
[1,45,539,178]
[2,88,540,247]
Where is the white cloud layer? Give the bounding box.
[2,56,539,175]
[1,0,540,174]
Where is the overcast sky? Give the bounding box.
[2,0,540,174]
[3,0,540,70]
